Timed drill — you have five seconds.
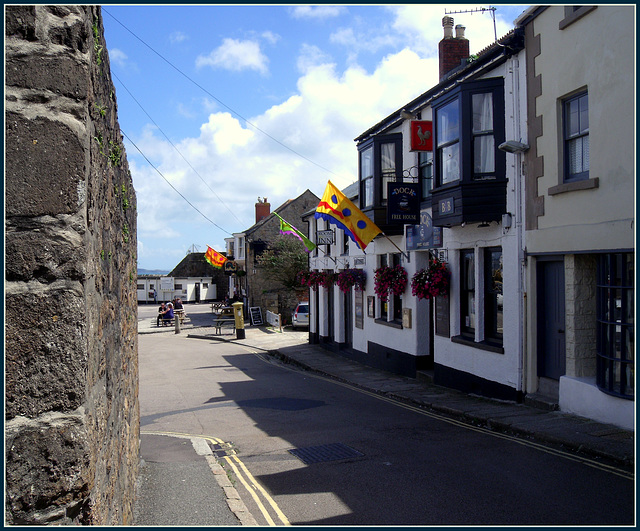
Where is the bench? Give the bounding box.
[213,318,235,335]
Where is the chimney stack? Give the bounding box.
[255,197,270,223]
[438,16,470,80]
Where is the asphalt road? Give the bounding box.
[137,329,634,526]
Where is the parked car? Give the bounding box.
[292,302,309,329]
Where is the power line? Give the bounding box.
[121,130,233,236]
[112,70,247,228]
[103,8,339,177]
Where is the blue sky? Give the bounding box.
[102,4,529,271]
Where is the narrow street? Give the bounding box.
[137,307,634,526]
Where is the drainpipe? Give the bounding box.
[512,55,526,397]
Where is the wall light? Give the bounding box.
[498,140,529,153]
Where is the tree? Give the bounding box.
[255,236,309,290]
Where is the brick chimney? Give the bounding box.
[438,16,470,80]
[255,197,270,223]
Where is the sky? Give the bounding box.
[102,4,530,272]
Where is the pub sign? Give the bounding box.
[387,182,420,225]
[410,120,432,151]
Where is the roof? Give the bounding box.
[168,252,225,277]
[354,26,525,144]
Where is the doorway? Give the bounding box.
[537,260,566,380]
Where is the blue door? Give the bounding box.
[537,260,566,380]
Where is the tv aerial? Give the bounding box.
[444,6,497,42]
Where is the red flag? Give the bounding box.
[204,246,227,268]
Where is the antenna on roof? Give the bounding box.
[187,244,200,254]
[445,6,497,42]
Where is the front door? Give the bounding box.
[537,260,566,380]
[195,282,201,303]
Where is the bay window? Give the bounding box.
[431,78,506,227]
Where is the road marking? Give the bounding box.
[142,430,290,525]
[248,355,635,481]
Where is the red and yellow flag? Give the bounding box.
[315,180,382,250]
[204,245,227,269]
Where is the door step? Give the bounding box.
[524,392,559,411]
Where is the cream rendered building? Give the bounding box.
[518,6,635,429]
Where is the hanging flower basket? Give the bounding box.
[297,270,335,291]
[374,265,408,302]
[336,269,367,293]
[411,257,450,300]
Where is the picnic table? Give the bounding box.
[213,306,235,334]
[210,301,225,313]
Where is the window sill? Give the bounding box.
[375,318,403,330]
[451,335,504,354]
[548,177,598,196]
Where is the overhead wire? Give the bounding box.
[112,70,247,228]
[121,130,233,236]
[103,8,339,177]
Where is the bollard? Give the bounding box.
[232,301,245,340]
[175,312,181,334]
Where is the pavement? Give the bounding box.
[135,303,635,525]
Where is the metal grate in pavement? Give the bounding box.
[288,443,364,464]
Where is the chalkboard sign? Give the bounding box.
[435,295,450,337]
[249,307,263,326]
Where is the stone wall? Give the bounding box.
[5,6,139,524]
[246,190,318,321]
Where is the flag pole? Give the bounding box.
[380,233,410,262]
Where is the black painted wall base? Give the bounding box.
[315,336,432,378]
[434,363,523,403]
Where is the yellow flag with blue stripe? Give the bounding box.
[315,181,382,250]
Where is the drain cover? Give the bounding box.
[288,443,363,464]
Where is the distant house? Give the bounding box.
[136,251,228,304]
[226,190,319,321]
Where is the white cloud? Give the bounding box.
[129,43,438,255]
[261,31,280,45]
[170,31,188,44]
[290,5,347,19]
[108,48,129,68]
[195,38,269,74]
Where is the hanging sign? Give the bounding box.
[410,120,433,151]
[387,182,420,225]
[406,211,443,250]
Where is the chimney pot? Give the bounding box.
[442,16,454,38]
[439,17,470,80]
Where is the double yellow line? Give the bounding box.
[142,430,290,526]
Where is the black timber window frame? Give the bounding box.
[460,249,475,339]
[358,133,403,209]
[563,91,589,183]
[484,247,503,345]
[419,150,433,201]
[433,78,505,188]
[596,253,634,399]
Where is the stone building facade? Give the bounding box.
[230,190,319,322]
[5,6,139,524]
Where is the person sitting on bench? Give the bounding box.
[160,302,174,326]
[157,302,166,326]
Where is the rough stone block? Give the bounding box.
[4,5,37,40]
[5,416,91,525]
[5,221,86,282]
[5,286,87,419]
[6,113,85,217]
[6,55,89,100]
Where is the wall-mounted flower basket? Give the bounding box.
[336,268,366,293]
[411,257,450,300]
[374,265,407,302]
[296,270,335,291]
